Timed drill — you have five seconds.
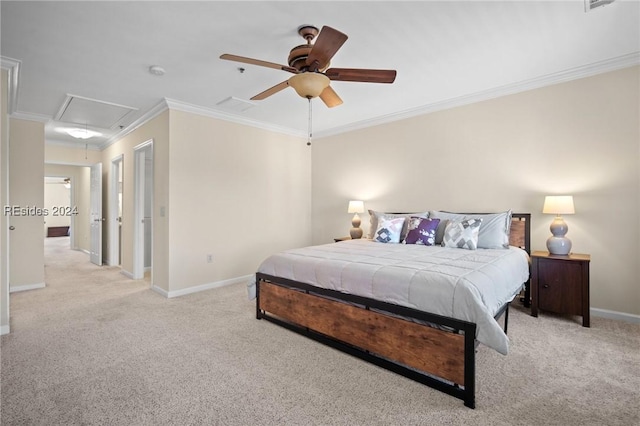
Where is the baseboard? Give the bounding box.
[0,325,9,335]
[153,274,253,299]
[9,282,45,293]
[151,285,169,298]
[120,269,134,279]
[591,308,640,324]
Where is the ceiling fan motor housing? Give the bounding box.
[288,44,313,71]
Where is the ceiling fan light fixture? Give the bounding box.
[288,73,330,99]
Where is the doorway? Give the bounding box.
[133,140,153,281]
[109,155,123,266]
[43,176,73,243]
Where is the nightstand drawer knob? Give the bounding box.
[543,284,549,288]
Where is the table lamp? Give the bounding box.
[348,200,365,239]
[542,195,575,255]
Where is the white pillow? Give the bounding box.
[368,210,428,240]
[442,219,482,250]
[373,217,406,243]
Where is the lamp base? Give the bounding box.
[547,236,572,255]
[350,227,363,239]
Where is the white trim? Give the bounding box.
[100,99,168,150]
[1,56,20,114]
[10,282,45,293]
[0,325,9,336]
[109,154,123,268]
[151,285,169,298]
[591,308,640,324]
[315,53,640,139]
[97,54,639,149]
[9,111,50,123]
[120,269,134,279]
[54,94,137,128]
[132,140,153,280]
[165,98,305,138]
[152,274,253,299]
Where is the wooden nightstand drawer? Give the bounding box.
[531,251,591,327]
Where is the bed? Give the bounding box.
[253,211,530,408]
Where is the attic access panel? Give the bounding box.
[55,95,138,129]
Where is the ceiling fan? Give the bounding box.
[220,25,397,108]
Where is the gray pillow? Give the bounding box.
[429,210,512,249]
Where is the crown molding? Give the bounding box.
[9,110,50,123]
[315,52,640,139]
[99,98,169,150]
[164,98,305,137]
[62,52,640,150]
[1,56,20,114]
[100,97,306,151]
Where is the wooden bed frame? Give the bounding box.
[255,213,530,409]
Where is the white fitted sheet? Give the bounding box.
[256,239,530,355]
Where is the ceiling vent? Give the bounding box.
[55,94,138,129]
[585,0,615,11]
[216,96,256,113]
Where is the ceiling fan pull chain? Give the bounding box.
[307,98,312,146]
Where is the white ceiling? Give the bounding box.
[1,1,639,149]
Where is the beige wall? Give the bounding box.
[44,164,91,252]
[1,69,9,332]
[312,66,640,317]
[45,143,101,166]
[101,111,170,289]
[167,110,311,292]
[43,181,71,228]
[8,118,45,289]
[100,108,311,294]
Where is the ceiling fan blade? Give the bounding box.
[250,80,290,100]
[220,54,298,74]
[306,26,348,71]
[325,68,397,83]
[319,86,343,108]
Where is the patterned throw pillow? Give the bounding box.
[404,217,441,245]
[442,218,483,250]
[374,217,406,243]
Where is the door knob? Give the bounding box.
[9,226,15,230]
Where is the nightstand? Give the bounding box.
[531,251,591,327]
[334,236,352,242]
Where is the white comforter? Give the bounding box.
[254,239,530,355]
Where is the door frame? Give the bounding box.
[89,162,103,266]
[133,139,153,281]
[109,155,123,266]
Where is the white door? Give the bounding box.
[133,140,153,280]
[89,163,103,266]
[109,156,123,266]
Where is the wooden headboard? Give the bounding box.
[509,213,531,254]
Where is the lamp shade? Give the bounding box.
[347,200,364,214]
[542,196,575,215]
[288,73,330,99]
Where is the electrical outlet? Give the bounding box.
[206,254,213,263]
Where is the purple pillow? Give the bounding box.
[404,217,441,245]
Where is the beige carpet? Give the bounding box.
[1,237,639,425]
